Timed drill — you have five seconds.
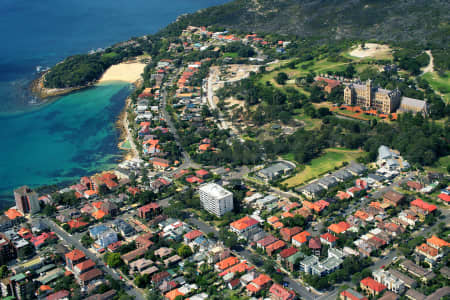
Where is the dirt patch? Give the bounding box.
[349,43,392,59]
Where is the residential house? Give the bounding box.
[129,258,153,273]
[298,183,324,199]
[320,233,339,247]
[266,240,286,256]
[184,230,203,244]
[73,259,96,277]
[328,222,352,234]
[246,274,272,295]
[360,277,386,297]
[230,216,260,240]
[280,227,302,242]
[151,271,170,285]
[410,198,437,219]
[121,247,148,265]
[215,256,240,272]
[138,202,161,219]
[405,289,426,300]
[373,269,405,294]
[383,190,405,207]
[65,249,86,271]
[269,283,296,300]
[339,288,368,300]
[258,162,295,182]
[407,181,423,191]
[256,235,278,249]
[317,176,338,190]
[308,237,322,256]
[278,247,298,262]
[78,268,103,287]
[399,260,436,282]
[292,231,311,248]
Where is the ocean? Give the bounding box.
[0,0,228,205]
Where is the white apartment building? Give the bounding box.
[373,269,405,294]
[199,183,233,217]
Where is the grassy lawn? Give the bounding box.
[422,71,450,104]
[282,148,365,188]
[294,113,322,130]
[425,155,450,173]
[223,52,238,58]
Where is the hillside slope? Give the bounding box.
[174,0,449,47]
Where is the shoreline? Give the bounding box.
[31,59,147,100]
[116,80,141,162]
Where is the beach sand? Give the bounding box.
[99,61,146,83]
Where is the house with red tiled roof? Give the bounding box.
[427,235,449,250]
[438,193,450,204]
[219,261,254,277]
[215,256,240,272]
[150,158,170,170]
[267,216,280,225]
[270,283,296,300]
[128,187,140,196]
[280,227,302,242]
[340,288,368,300]
[230,216,259,239]
[73,259,96,276]
[91,210,106,220]
[256,235,278,249]
[309,237,322,256]
[30,232,57,249]
[320,232,339,247]
[360,277,386,296]
[138,202,161,219]
[328,221,352,234]
[292,231,311,247]
[67,218,88,231]
[185,175,204,184]
[315,77,341,93]
[415,243,440,264]
[278,247,298,261]
[266,240,286,256]
[195,169,209,178]
[407,181,423,191]
[246,274,272,295]
[78,268,103,286]
[65,249,86,271]
[198,144,211,152]
[410,198,437,218]
[184,230,203,243]
[46,290,70,300]
[281,211,294,219]
[337,191,352,200]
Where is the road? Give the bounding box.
[160,78,201,174]
[37,218,146,300]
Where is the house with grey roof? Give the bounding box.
[331,169,353,182]
[317,176,338,189]
[346,162,367,175]
[258,162,295,182]
[298,183,324,199]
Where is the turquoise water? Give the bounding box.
[0,82,130,203]
[0,0,229,205]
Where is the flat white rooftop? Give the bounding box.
[199,183,232,198]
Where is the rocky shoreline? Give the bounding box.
[31,71,94,100]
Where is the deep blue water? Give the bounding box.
[0,0,228,205]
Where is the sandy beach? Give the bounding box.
[99,61,146,83]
